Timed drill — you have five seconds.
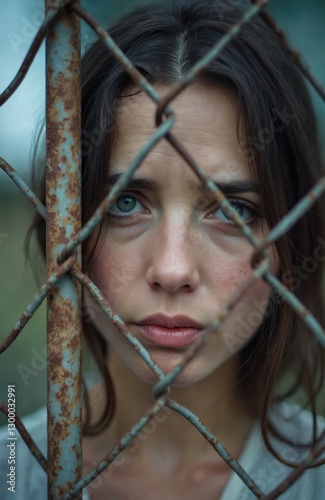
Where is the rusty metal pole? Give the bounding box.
[45,0,82,497]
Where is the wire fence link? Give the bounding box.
[1,0,325,498]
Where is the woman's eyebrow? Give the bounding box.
[106,173,160,192]
[106,173,259,195]
[206,179,260,195]
[187,178,260,196]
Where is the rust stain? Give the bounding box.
[46,2,82,498]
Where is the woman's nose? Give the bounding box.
[145,216,200,293]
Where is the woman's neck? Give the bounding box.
[84,350,254,468]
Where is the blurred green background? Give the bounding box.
[0,0,324,426]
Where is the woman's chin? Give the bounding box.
[123,349,226,389]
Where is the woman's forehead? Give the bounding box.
[116,82,238,126]
[111,83,248,174]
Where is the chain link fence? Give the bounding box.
[0,0,325,498]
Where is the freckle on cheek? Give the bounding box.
[224,260,252,283]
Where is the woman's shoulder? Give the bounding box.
[0,375,100,499]
[272,400,325,439]
[0,405,48,437]
[221,401,325,500]
[0,405,92,500]
[0,406,48,500]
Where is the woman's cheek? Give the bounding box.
[204,249,273,353]
[88,243,145,307]
[204,246,255,296]
[221,278,272,355]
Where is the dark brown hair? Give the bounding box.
[35,0,325,460]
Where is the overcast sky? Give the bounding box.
[0,0,324,193]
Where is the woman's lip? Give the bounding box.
[135,325,202,348]
[136,313,203,329]
[135,314,204,347]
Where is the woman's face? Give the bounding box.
[85,83,277,386]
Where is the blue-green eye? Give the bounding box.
[213,199,259,224]
[116,196,136,212]
[110,193,144,216]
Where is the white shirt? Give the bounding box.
[0,402,324,499]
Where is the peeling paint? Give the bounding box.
[45,0,82,497]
